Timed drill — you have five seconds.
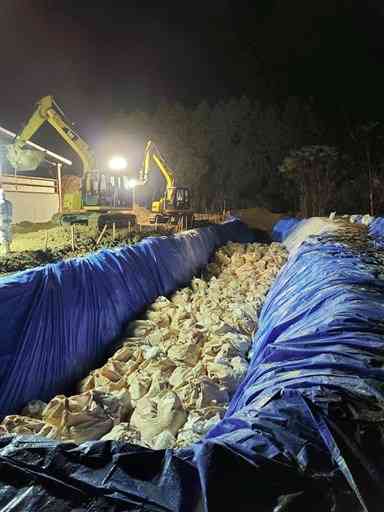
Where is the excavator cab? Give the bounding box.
[83,172,100,206]
[151,187,190,214]
[82,171,131,210]
[150,186,193,225]
[165,187,191,212]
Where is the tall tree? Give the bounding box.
[100,95,324,213]
[279,145,339,216]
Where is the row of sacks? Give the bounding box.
[345,214,384,248]
[349,214,374,225]
[0,241,288,449]
[327,213,373,225]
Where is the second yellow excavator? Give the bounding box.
[7,96,136,227]
[139,141,194,227]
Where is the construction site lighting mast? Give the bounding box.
[127,178,139,209]
[108,156,127,172]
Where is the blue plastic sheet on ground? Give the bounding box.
[1,228,384,510]
[272,217,302,242]
[195,235,384,510]
[368,217,384,248]
[0,219,255,418]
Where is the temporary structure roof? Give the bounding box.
[0,125,72,166]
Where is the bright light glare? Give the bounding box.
[108,156,127,171]
[127,178,138,189]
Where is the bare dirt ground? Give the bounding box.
[233,207,285,233]
[1,223,173,277]
[0,207,273,277]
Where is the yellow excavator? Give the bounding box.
[139,141,194,227]
[7,96,136,227]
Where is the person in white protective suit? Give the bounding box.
[0,185,13,255]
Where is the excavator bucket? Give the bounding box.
[6,145,45,171]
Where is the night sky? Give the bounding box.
[1,1,384,150]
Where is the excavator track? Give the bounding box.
[58,211,137,229]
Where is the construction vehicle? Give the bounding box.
[140,141,194,227]
[7,96,136,227]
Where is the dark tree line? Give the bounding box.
[99,97,384,216]
[100,96,318,212]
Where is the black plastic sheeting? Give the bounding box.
[1,230,384,511]
[0,436,200,511]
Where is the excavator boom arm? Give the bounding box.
[12,96,96,174]
[140,141,175,190]
[139,140,192,220]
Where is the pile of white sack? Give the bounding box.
[0,242,287,449]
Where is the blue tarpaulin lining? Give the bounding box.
[349,215,384,248]
[271,217,302,242]
[0,218,256,418]
[368,217,384,248]
[188,234,384,510]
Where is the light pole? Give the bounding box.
[127,178,138,209]
[57,163,63,213]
